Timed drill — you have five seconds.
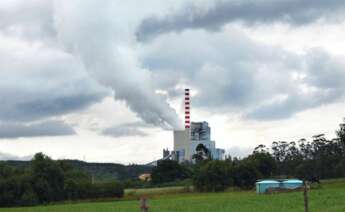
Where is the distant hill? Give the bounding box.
[2,160,152,183]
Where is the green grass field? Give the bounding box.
[2,179,345,212]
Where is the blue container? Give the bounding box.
[256,180,280,193]
[282,179,303,189]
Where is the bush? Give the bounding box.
[63,169,92,200]
[151,160,192,184]
[98,182,124,198]
[247,153,277,178]
[233,160,261,189]
[193,160,232,192]
[123,179,146,189]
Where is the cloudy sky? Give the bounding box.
[1,0,345,164]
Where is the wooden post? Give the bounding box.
[303,181,309,212]
[140,197,149,212]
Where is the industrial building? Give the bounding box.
[164,89,225,163]
[173,121,225,162]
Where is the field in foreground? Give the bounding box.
[1,179,345,212]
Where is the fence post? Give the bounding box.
[303,181,309,212]
[140,197,149,212]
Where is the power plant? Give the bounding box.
[163,89,225,163]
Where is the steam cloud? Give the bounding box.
[136,0,345,41]
[53,1,182,130]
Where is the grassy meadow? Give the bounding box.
[1,179,345,212]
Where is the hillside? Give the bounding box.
[2,160,152,183]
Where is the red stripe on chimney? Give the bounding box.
[185,88,190,129]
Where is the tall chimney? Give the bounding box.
[185,88,190,129]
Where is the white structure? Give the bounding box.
[160,89,224,164]
[173,121,225,163]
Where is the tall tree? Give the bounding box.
[31,153,65,202]
[336,118,345,148]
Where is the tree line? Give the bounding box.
[0,153,124,207]
[152,118,345,192]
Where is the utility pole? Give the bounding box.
[140,197,149,212]
[303,181,309,212]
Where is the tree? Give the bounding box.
[151,160,191,184]
[63,169,92,200]
[247,152,277,178]
[31,153,65,202]
[193,160,232,192]
[253,144,269,154]
[192,144,211,163]
[336,118,345,148]
[233,160,261,189]
[0,164,33,206]
[0,153,125,207]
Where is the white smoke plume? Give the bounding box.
[53,0,182,130]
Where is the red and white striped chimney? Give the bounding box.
[185,88,190,129]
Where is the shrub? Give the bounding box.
[193,160,232,192]
[233,160,261,189]
[151,160,192,184]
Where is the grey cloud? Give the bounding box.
[139,30,345,120]
[140,30,293,107]
[115,121,154,129]
[137,0,345,41]
[0,0,56,42]
[3,94,105,122]
[247,49,345,120]
[0,1,110,139]
[0,152,32,161]
[247,96,313,120]
[303,50,345,89]
[0,45,109,123]
[0,121,75,139]
[102,122,149,138]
